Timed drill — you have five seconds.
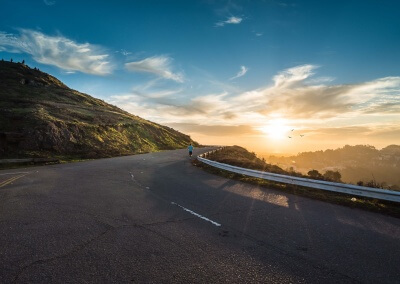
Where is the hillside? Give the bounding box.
[206,146,288,174]
[205,146,340,181]
[0,61,197,159]
[267,145,400,190]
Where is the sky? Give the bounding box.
[1,0,400,155]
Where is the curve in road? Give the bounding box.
[0,147,399,283]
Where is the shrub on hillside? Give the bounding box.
[323,170,342,182]
[307,169,323,179]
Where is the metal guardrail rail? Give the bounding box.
[198,148,400,203]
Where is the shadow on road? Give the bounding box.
[143,152,400,283]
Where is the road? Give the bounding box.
[0,147,399,283]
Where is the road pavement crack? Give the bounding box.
[11,220,194,283]
[12,224,116,283]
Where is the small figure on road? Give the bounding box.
[188,143,194,157]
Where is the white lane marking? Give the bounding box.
[171,202,221,227]
[129,172,151,190]
[0,172,30,176]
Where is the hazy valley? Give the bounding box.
[265,144,400,190]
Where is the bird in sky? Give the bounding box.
[288,136,292,138]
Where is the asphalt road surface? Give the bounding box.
[1,147,399,283]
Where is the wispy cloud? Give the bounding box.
[230,65,248,80]
[226,16,242,24]
[234,65,400,119]
[272,64,316,87]
[166,123,256,136]
[125,55,184,83]
[109,87,233,126]
[296,123,400,143]
[110,64,400,139]
[43,0,55,5]
[116,49,132,56]
[252,30,263,37]
[0,29,112,75]
[215,16,243,27]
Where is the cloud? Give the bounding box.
[166,123,256,136]
[43,0,55,5]
[0,29,112,75]
[232,65,400,119]
[230,65,248,80]
[125,55,184,83]
[272,64,316,87]
[116,49,132,56]
[364,102,400,114]
[110,64,400,140]
[109,90,232,125]
[301,126,372,137]
[226,16,242,24]
[299,124,400,142]
[215,16,243,27]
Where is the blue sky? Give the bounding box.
[1,0,400,154]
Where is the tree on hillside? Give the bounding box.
[308,169,323,179]
[323,170,342,182]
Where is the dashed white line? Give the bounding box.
[171,202,221,227]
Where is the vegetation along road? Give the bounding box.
[1,147,399,283]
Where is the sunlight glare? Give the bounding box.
[258,119,292,140]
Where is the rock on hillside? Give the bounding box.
[0,61,197,159]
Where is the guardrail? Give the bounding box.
[198,148,400,203]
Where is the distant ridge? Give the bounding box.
[0,61,197,159]
[267,144,400,190]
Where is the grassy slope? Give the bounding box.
[205,146,288,174]
[193,146,400,218]
[0,61,197,159]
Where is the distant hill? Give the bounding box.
[0,60,197,159]
[267,145,400,189]
[205,145,343,182]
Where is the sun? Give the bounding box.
[258,119,292,140]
